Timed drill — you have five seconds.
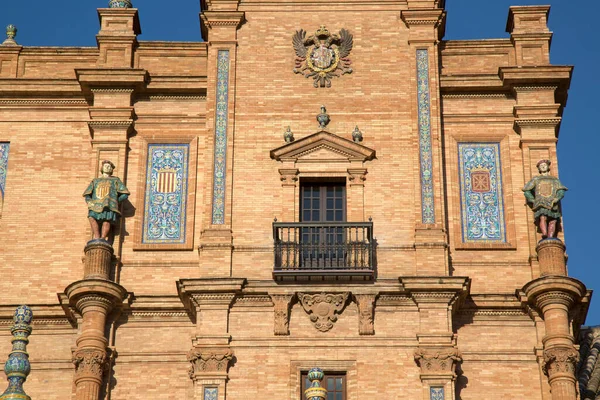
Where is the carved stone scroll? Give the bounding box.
[270,294,294,336]
[354,294,375,335]
[297,292,348,332]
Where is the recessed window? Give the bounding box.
[301,371,346,400]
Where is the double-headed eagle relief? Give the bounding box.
[293,25,353,88]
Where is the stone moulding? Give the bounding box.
[297,292,349,332]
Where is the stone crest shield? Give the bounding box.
[293,25,353,88]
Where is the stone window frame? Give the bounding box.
[445,132,516,250]
[290,360,356,400]
[133,135,198,250]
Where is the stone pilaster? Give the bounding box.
[500,6,572,267]
[278,168,299,222]
[506,6,552,66]
[199,7,245,277]
[402,276,469,399]
[177,278,245,400]
[96,7,140,68]
[521,276,590,400]
[347,168,367,222]
[401,4,449,276]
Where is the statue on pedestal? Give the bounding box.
[83,160,130,241]
[523,159,567,239]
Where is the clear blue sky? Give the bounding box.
[2,1,599,324]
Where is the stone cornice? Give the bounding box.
[400,276,470,309]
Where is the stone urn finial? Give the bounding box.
[0,306,33,400]
[284,126,294,143]
[108,0,133,8]
[2,25,18,46]
[352,126,363,143]
[305,368,327,400]
[317,106,330,129]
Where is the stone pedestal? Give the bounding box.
[83,240,114,279]
[521,276,587,400]
[536,239,567,276]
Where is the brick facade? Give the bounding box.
[0,2,591,399]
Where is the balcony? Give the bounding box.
[273,221,374,281]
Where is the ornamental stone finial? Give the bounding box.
[108,0,133,8]
[2,25,18,46]
[304,368,327,400]
[0,306,33,400]
[317,106,330,129]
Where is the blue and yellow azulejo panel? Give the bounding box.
[0,143,9,199]
[142,144,190,244]
[458,143,507,243]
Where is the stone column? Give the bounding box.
[402,277,469,400]
[522,276,588,400]
[66,279,127,400]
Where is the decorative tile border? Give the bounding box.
[458,142,507,243]
[204,387,218,400]
[416,49,435,224]
[211,50,230,225]
[0,143,9,200]
[142,144,190,244]
[430,386,445,400]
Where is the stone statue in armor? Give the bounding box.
[523,159,567,239]
[83,160,130,241]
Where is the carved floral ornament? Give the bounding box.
[298,292,349,332]
[293,25,353,88]
[72,348,109,379]
[187,348,234,378]
[414,348,462,375]
[542,346,579,377]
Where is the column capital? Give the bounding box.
[520,275,587,313]
[414,347,462,379]
[177,278,246,321]
[187,347,234,380]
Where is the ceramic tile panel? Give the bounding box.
[142,144,190,244]
[458,142,507,243]
[204,387,218,400]
[212,49,230,225]
[430,386,444,400]
[416,49,435,224]
[0,143,9,200]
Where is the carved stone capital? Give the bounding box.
[542,346,579,378]
[270,294,294,336]
[187,348,234,379]
[298,292,349,332]
[414,348,462,376]
[279,168,299,186]
[347,168,367,185]
[72,348,108,381]
[354,294,376,335]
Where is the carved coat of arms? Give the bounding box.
[293,25,353,88]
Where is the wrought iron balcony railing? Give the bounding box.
[273,221,374,281]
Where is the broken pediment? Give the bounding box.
[270,130,376,163]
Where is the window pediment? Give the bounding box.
[270,130,375,163]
